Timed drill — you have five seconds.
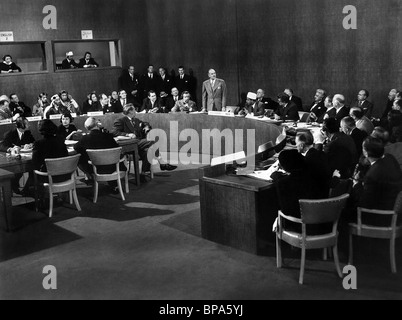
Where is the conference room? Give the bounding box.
[0,0,401,302]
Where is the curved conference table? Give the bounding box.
[0,113,283,159]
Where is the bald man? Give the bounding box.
[201,69,227,112]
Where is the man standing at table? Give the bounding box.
[112,104,177,182]
[201,69,227,112]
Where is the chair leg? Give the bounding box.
[276,235,282,268]
[390,237,397,274]
[69,190,73,205]
[48,191,53,218]
[117,178,125,201]
[323,248,328,261]
[125,172,129,194]
[299,247,306,285]
[72,188,81,212]
[93,181,99,204]
[333,245,343,278]
[348,233,353,265]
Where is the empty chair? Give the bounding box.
[87,147,129,203]
[34,154,81,218]
[276,194,349,284]
[211,151,246,167]
[348,191,402,273]
[299,112,311,123]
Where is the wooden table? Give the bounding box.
[199,164,278,255]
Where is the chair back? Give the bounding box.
[87,147,122,166]
[258,141,274,153]
[45,154,81,176]
[299,112,310,122]
[299,194,349,225]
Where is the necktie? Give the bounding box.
[359,101,363,106]
[211,80,215,88]
[181,75,184,80]
[149,74,152,79]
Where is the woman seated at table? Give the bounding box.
[81,92,102,114]
[0,55,22,74]
[32,119,69,183]
[78,52,99,69]
[57,112,82,140]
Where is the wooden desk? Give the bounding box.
[0,153,33,174]
[0,168,14,232]
[199,164,278,255]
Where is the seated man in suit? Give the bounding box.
[308,89,327,123]
[141,91,162,113]
[349,107,374,135]
[333,94,350,123]
[61,51,78,69]
[74,117,126,192]
[78,52,99,68]
[274,93,300,121]
[256,89,279,112]
[350,89,374,119]
[340,116,368,158]
[0,117,35,195]
[245,91,265,116]
[315,117,358,179]
[164,87,180,113]
[112,104,177,182]
[353,137,402,213]
[171,91,196,113]
[295,131,331,199]
[284,88,303,111]
[322,95,336,122]
[9,93,32,118]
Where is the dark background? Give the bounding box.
[0,0,399,116]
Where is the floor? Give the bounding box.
[0,160,401,300]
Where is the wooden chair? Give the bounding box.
[87,147,129,203]
[34,154,81,218]
[276,194,350,284]
[299,112,311,123]
[348,191,402,273]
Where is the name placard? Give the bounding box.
[208,111,235,117]
[27,116,42,122]
[81,30,93,40]
[70,113,77,118]
[49,114,61,120]
[87,111,104,117]
[0,119,12,125]
[0,31,14,42]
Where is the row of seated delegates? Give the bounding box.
[0,94,32,119]
[43,91,80,119]
[0,55,22,74]
[61,51,99,69]
[0,117,35,195]
[138,90,197,114]
[112,104,177,182]
[119,65,197,106]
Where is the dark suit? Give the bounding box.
[112,116,155,172]
[309,101,327,122]
[247,101,266,116]
[78,58,99,68]
[350,100,374,118]
[381,99,394,120]
[157,75,173,96]
[323,132,358,178]
[74,129,124,175]
[275,101,300,121]
[305,148,332,199]
[335,106,350,122]
[324,107,337,120]
[119,71,141,103]
[32,136,69,173]
[61,58,78,69]
[0,129,35,152]
[10,102,32,118]
[175,74,191,95]
[141,98,163,113]
[354,154,402,210]
[259,97,279,111]
[140,73,158,98]
[350,128,368,158]
[165,96,180,113]
[290,95,303,111]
